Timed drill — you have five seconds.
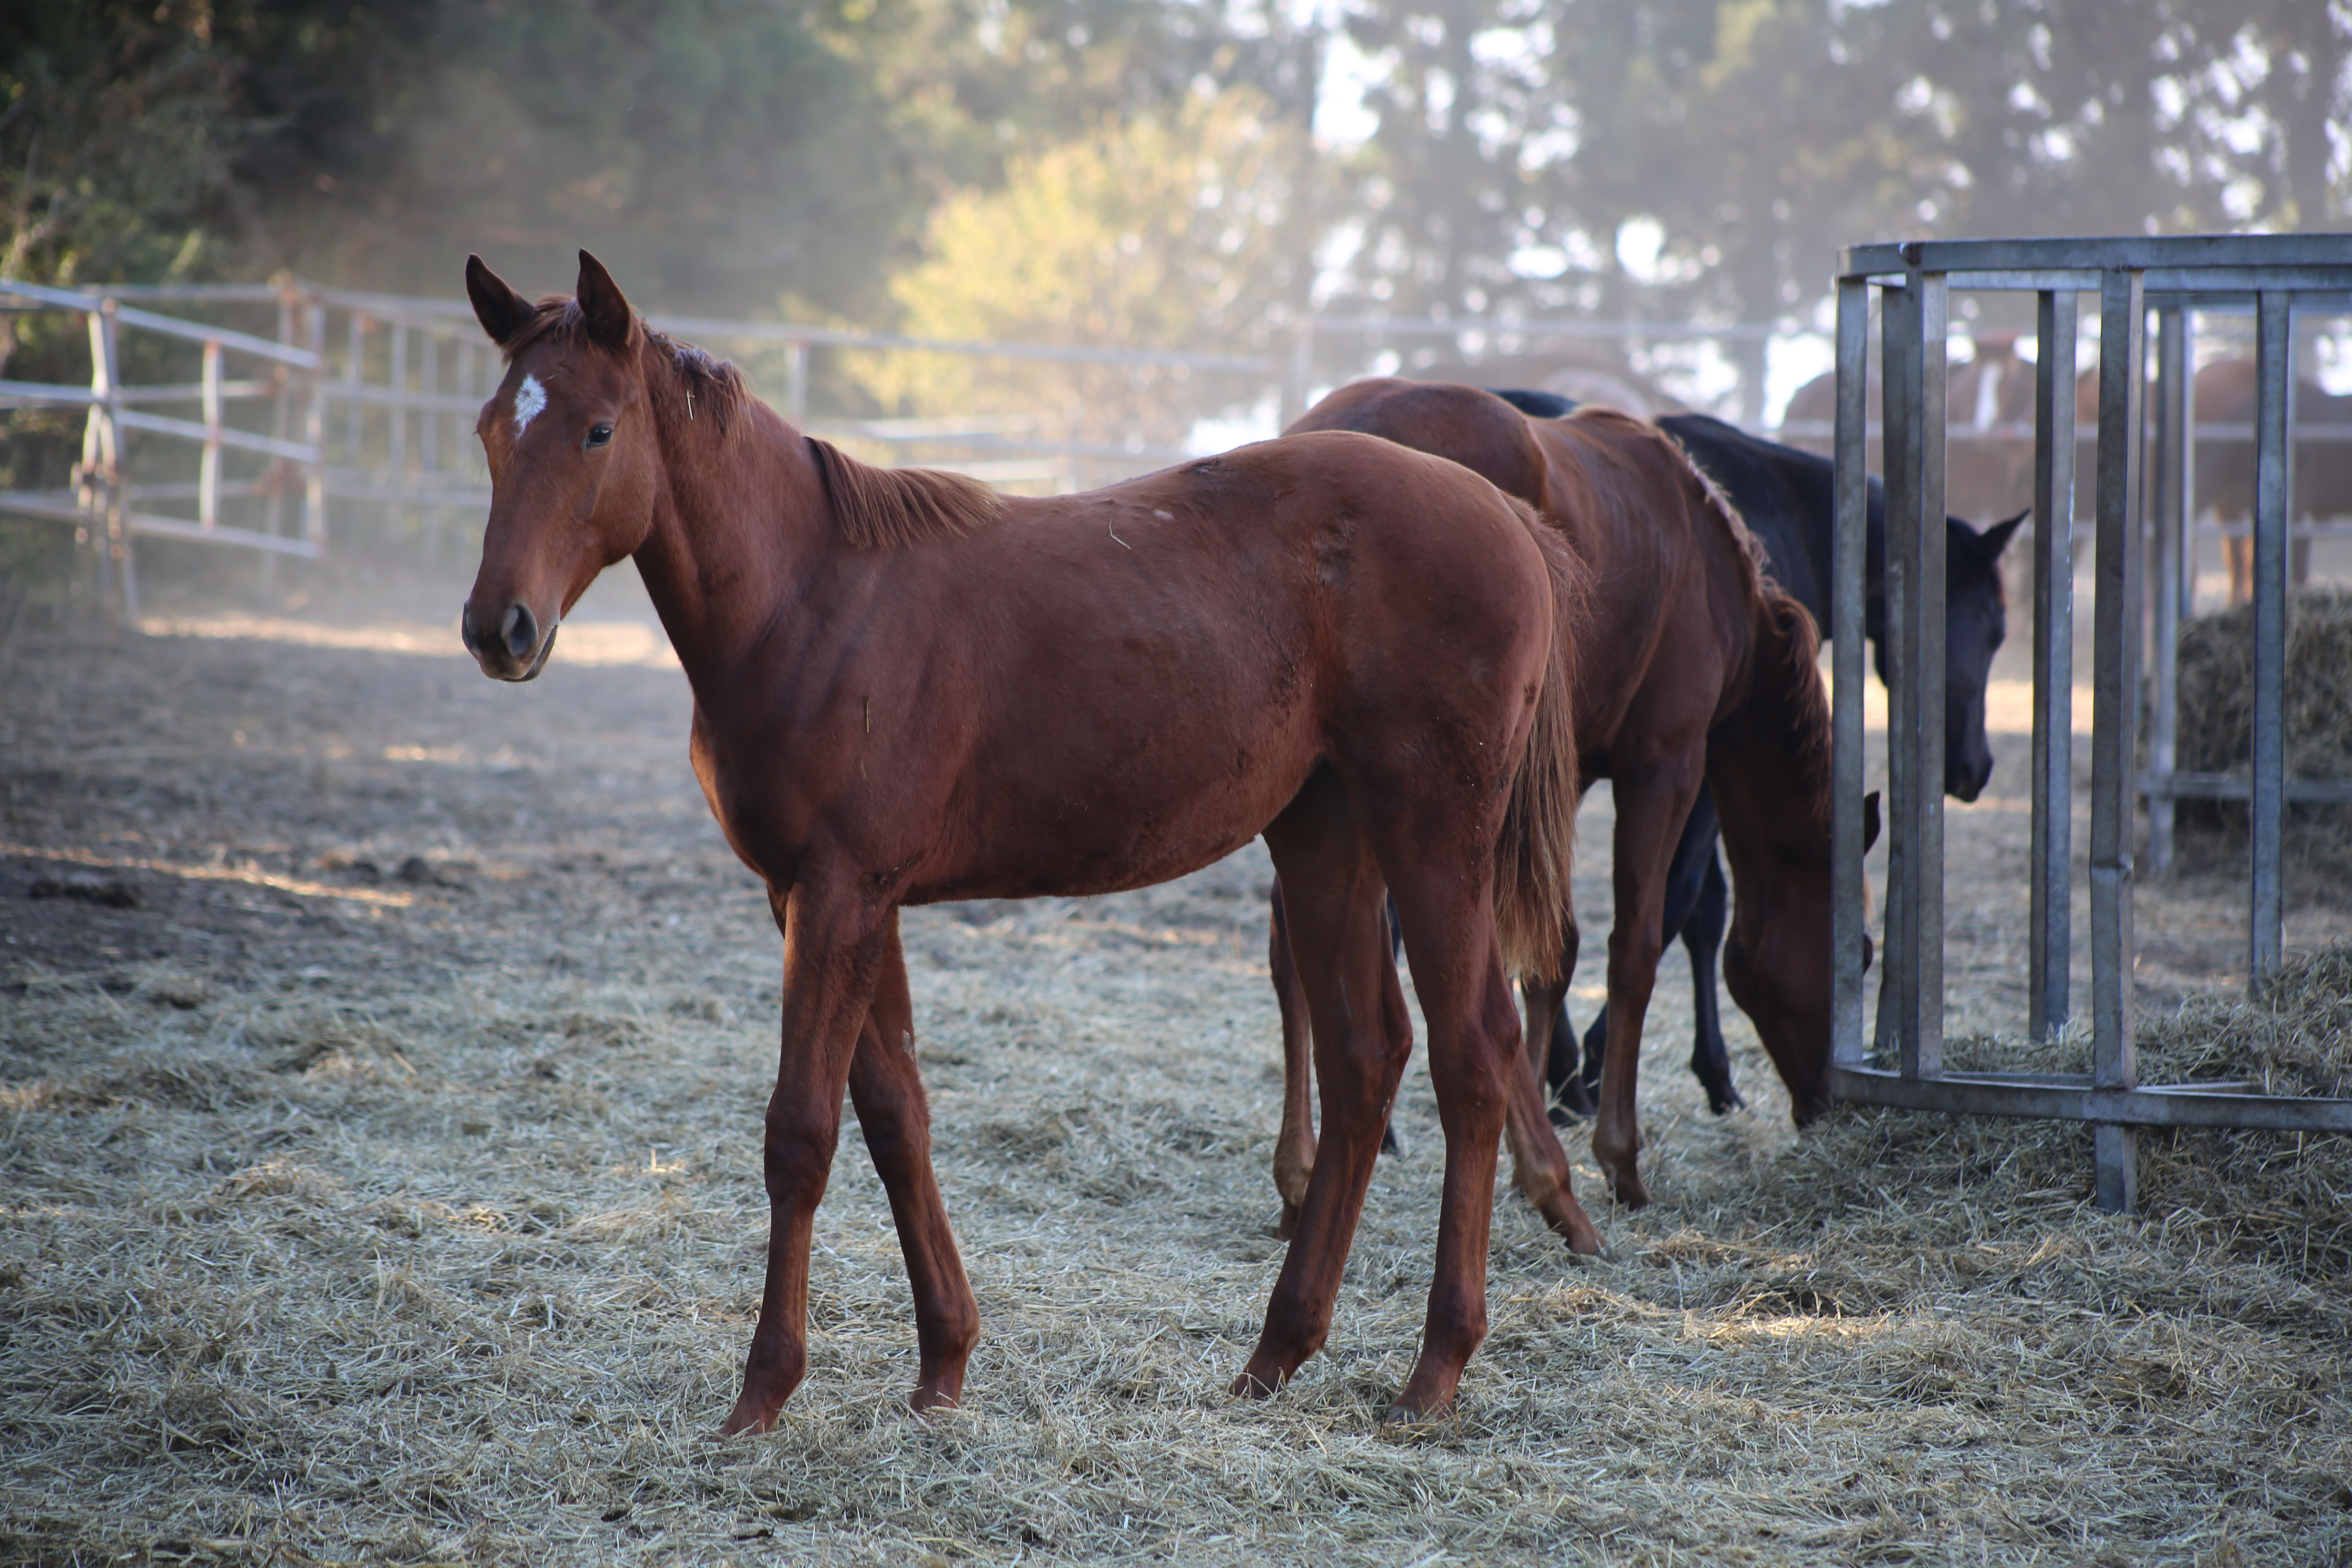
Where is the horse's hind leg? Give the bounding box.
[1267,878,1316,1239]
[1235,774,1409,1399]
[1379,868,1534,1420]
[1591,746,1706,1209]
[1655,786,1740,1115]
[848,913,979,1411]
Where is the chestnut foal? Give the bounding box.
[458,254,1597,1432]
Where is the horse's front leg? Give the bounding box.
[847,910,979,1412]
[1591,747,1704,1209]
[722,876,893,1437]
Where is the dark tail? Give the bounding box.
[1492,499,1587,983]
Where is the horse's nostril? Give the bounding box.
[501,603,537,659]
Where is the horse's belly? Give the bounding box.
[915,726,1320,902]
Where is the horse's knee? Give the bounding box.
[761,1113,836,1198]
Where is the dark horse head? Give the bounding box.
[1878,503,2025,804]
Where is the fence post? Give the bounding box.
[85,300,137,624]
[2029,287,2078,1040]
[263,280,299,591]
[2089,266,2146,1214]
[303,296,328,557]
[345,313,367,481]
[786,340,809,425]
[421,330,441,566]
[199,337,223,533]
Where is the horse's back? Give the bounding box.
[1286,380,1554,513]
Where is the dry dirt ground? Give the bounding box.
[2,568,2348,1567]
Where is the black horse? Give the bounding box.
[1494,391,2023,1120]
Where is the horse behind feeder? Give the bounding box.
[1273,381,1861,1213]
[457,252,1608,1432]
[2188,356,2352,606]
[1780,333,2039,528]
[1494,392,2013,1127]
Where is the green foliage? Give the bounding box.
[0,2,246,292]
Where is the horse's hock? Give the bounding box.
[1827,234,2352,1215]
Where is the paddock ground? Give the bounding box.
[3,566,2347,1566]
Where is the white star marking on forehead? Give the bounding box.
[512,374,547,435]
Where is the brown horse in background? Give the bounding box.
[458,254,1599,1431]
[2189,356,2347,606]
[1273,381,1847,1212]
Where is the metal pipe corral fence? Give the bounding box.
[1830,234,2352,1213]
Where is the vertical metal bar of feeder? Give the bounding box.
[1911,269,1949,1080]
[2090,267,2145,1214]
[786,341,809,425]
[2148,307,2185,878]
[1832,276,1871,1067]
[1886,262,1948,1080]
[2178,318,2198,626]
[2250,291,2293,987]
[199,338,223,532]
[1876,279,1916,1059]
[2029,287,2078,1040]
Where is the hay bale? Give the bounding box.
[1935,942,2352,1276]
[2171,586,2352,882]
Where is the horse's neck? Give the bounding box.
[631,405,833,696]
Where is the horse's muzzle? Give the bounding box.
[461,600,559,682]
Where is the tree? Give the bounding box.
[851,90,1314,449]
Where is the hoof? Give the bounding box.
[1606,1170,1650,1209]
[1379,1120,1405,1158]
[1378,1397,1454,1430]
[909,1382,962,1415]
[1559,1214,1606,1257]
[1274,1200,1301,1241]
[719,1399,777,1437]
[1229,1366,1284,1401]
[1704,1083,1747,1116]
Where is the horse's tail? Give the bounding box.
[1492,499,1588,983]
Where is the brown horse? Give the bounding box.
[1271,381,1845,1212]
[2188,356,2345,606]
[458,253,1599,1431]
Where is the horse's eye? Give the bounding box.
[586,423,614,449]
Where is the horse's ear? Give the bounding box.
[1979,509,2029,557]
[575,249,637,351]
[1863,790,1882,852]
[466,255,535,348]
